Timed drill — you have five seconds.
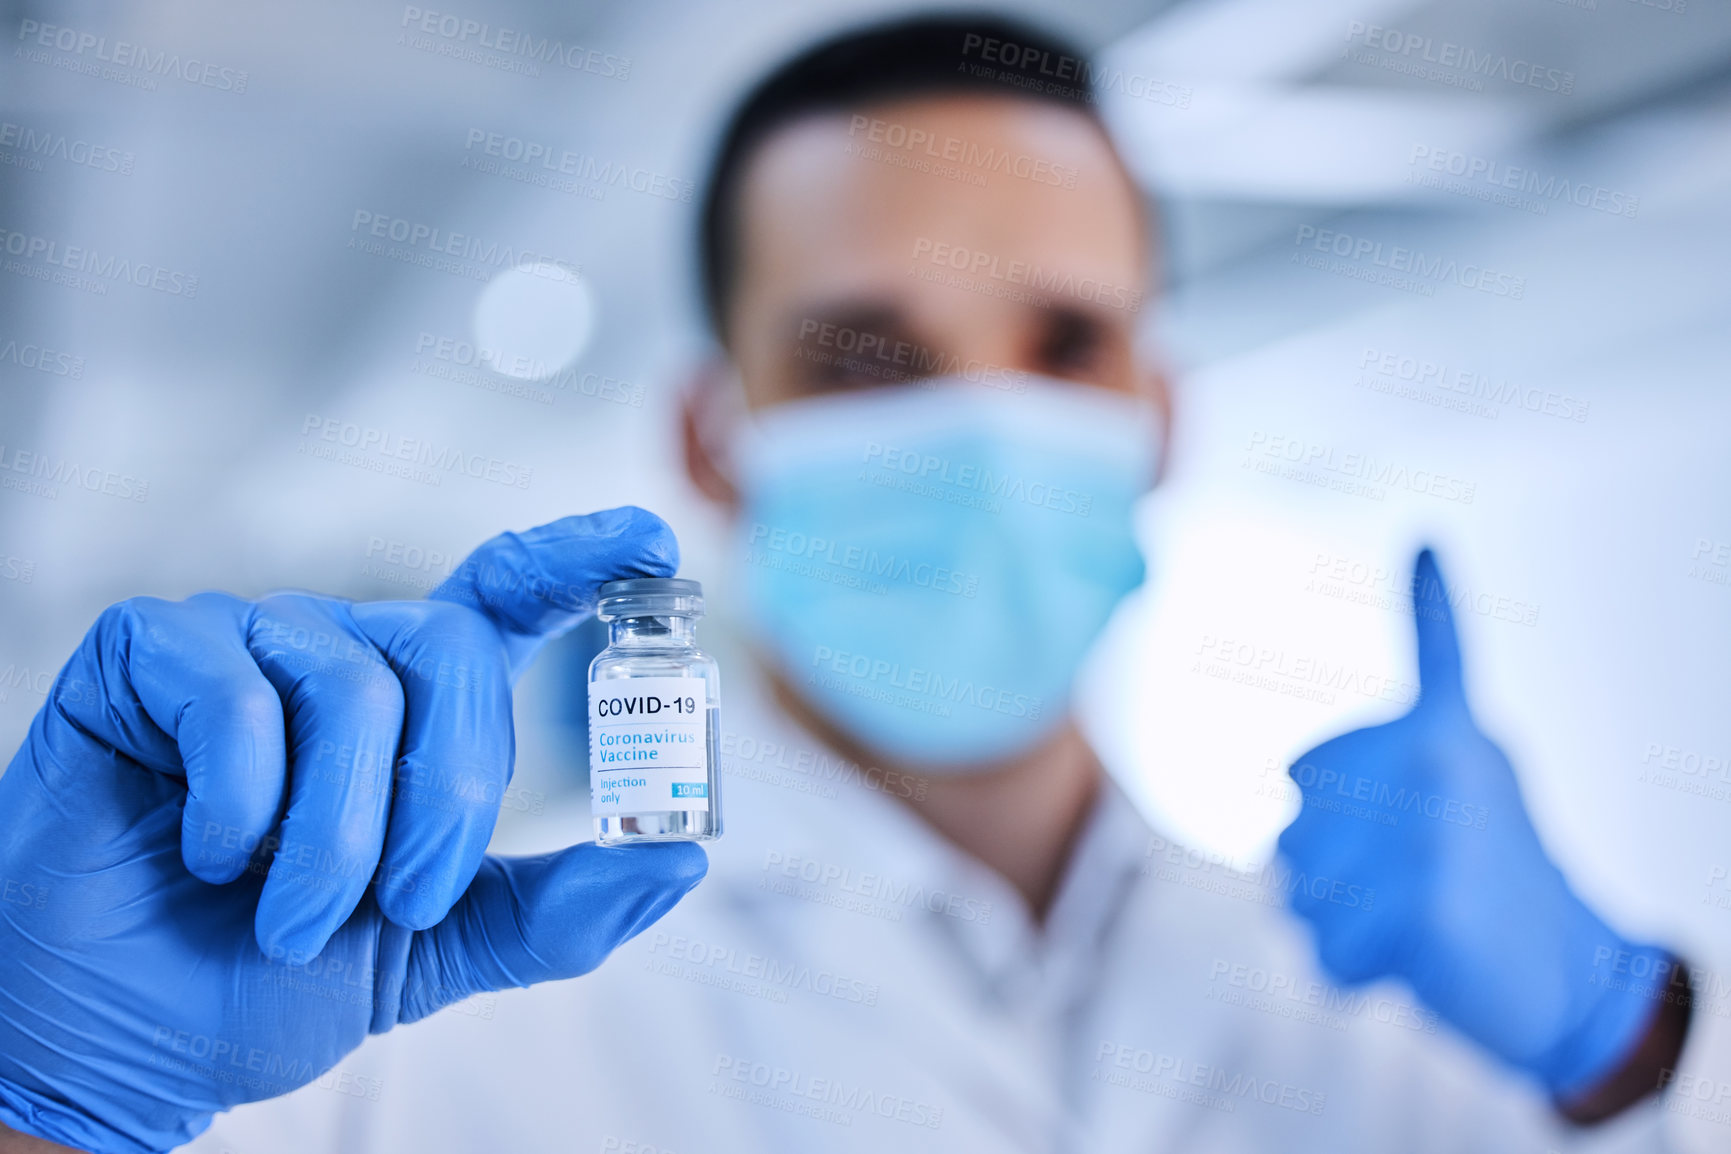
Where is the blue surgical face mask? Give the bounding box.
[730,375,1159,772]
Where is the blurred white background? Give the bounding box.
[2,0,1727,964]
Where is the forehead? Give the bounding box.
[730,93,1149,324]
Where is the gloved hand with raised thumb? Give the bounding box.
[1278,549,1673,1105]
[0,507,708,1154]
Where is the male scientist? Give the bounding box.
[1,14,1724,1154]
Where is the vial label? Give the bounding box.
[588,675,711,814]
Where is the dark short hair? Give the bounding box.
[696,13,1104,341]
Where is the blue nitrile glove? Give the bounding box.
[0,507,708,1154]
[1277,549,1669,1103]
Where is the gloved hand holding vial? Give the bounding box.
[0,508,709,1154]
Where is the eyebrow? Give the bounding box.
[782,301,917,348]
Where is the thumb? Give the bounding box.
[391,842,708,1025]
[1411,547,1466,714]
[430,506,679,679]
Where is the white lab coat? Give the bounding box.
[188,660,1731,1154]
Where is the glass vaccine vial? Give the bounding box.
[588,577,722,845]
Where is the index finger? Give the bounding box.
[430,506,678,680]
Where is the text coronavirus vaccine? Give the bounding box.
[587,577,722,845]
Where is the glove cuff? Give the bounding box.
[1540,940,1676,1099]
[0,1078,206,1154]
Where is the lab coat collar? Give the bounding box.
[705,657,1152,1014]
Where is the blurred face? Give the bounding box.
[694,91,1167,775]
[722,93,1161,411]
